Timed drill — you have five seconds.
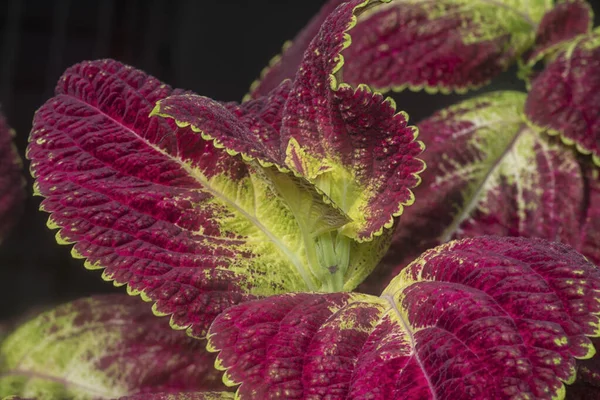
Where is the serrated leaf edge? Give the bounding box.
[246,0,542,98]
[149,100,351,222]
[154,0,426,244]
[326,0,426,242]
[27,161,209,342]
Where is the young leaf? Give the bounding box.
[155,0,426,243]
[0,113,25,243]
[279,0,425,241]
[250,0,551,98]
[28,58,370,336]
[0,295,228,400]
[151,0,425,292]
[207,236,600,399]
[362,91,590,293]
[525,31,600,165]
[525,0,594,67]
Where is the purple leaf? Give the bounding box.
[0,295,228,399]
[0,112,25,243]
[154,0,426,242]
[27,59,262,337]
[525,0,594,66]
[30,56,400,308]
[152,81,294,171]
[250,0,551,98]
[361,91,594,294]
[207,236,600,399]
[525,31,600,165]
[279,0,425,241]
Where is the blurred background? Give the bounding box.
[0,0,597,319]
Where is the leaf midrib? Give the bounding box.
[381,293,438,400]
[76,95,316,292]
[438,122,525,243]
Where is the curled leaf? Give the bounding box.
[150,0,424,293]
[208,236,600,399]
[279,0,425,241]
[525,31,600,165]
[29,56,382,337]
[0,113,24,243]
[0,295,227,399]
[250,0,551,97]
[156,0,425,243]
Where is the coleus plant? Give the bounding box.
[2,0,600,399]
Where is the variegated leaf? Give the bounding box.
[250,0,551,97]
[0,295,228,400]
[525,30,600,166]
[362,91,590,293]
[278,0,425,241]
[151,0,425,294]
[208,237,600,399]
[27,59,356,338]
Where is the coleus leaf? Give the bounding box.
[249,0,551,98]
[0,113,25,243]
[155,0,426,243]
[28,57,377,337]
[279,0,424,242]
[525,30,600,166]
[524,0,594,67]
[0,295,228,400]
[207,236,600,399]
[362,90,593,293]
[150,0,424,284]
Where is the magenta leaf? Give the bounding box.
[361,91,595,294]
[250,0,551,98]
[525,0,594,67]
[0,295,228,399]
[27,59,269,337]
[278,0,425,241]
[247,0,346,100]
[150,0,425,294]
[525,31,600,165]
[207,236,600,399]
[152,81,294,171]
[0,113,25,243]
[28,56,402,313]
[154,0,426,243]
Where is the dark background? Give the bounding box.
[0,0,597,319]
